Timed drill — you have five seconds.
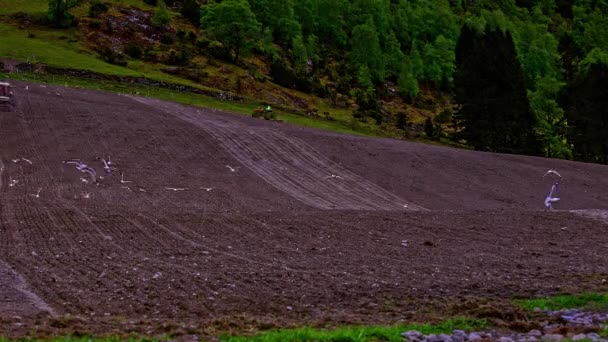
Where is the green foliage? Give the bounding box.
[529,76,570,158]
[350,18,384,82]
[222,317,488,342]
[180,0,201,26]
[515,293,608,311]
[399,59,419,101]
[200,0,261,63]
[562,63,608,163]
[151,0,171,28]
[315,0,349,48]
[249,0,301,45]
[47,0,76,28]
[454,25,541,155]
[384,31,405,78]
[88,0,108,18]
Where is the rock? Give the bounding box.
[468,332,482,341]
[586,332,600,341]
[438,333,452,342]
[402,330,423,341]
[571,334,587,341]
[498,337,515,342]
[426,333,440,342]
[451,329,466,342]
[541,334,563,342]
[528,330,543,337]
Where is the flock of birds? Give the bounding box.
[7,155,565,209]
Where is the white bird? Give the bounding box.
[325,174,344,179]
[165,187,187,191]
[63,160,97,183]
[121,186,132,192]
[120,172,132,184]
[25,86,28,90]
[225,165,240,172]
[201,187,214,192]
[97,156,114,175]
[9,177,18,187]
[544,182,560,210]
[81,192,91,199]
[30,188,42,198]
[11,158,33,165]
[543,169,562,178]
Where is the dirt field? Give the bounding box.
[1,81,608,338]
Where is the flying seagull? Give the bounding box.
[165,187,187,191]
[63,160,97,183]
[225,165,240,172]
[97,156,115,175]
[30,188,42,198]
[544,182,560,210]
[325,174,344,179]
[543,169,562,178]
[201,187,214,192]
[120,172,132,184]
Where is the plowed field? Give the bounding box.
[1,81,608,338]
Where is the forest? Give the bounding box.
[48,0,608,163]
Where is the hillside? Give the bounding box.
[1,80,608,339]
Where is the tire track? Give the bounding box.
[0,259,56,316]
[131,97,426,211]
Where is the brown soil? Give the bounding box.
[1,80,608,339]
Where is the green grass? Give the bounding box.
[220,317,487,342]
[0,338,158,342]
[0,23,142,77]
[0,0,47,15]
[514,293,608,311]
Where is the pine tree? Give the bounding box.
[453,25,540,155]
[562,63,608,164]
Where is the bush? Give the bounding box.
[396,112,408,130]
[143,0,157,5]
[160,33,174,45]
[97,46,127,66]
[48,0,76,28]
[89,1,109,18]
[88,19,101,29]
[124,44,143,59]
[151,0,171,28]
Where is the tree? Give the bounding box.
[180,0,201,26]
[200,0,261,64]
[562,63,608,164]
[151,0,171,28]
[453,25,540,155]
[350,18,384,83]
[249,0,301,45]
[48,0,76,28]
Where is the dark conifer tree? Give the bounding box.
[453,25,540,155]
[562,63,608,164]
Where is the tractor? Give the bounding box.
[252,104,276,120]
[0,82,13,112]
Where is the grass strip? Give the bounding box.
[220,317,487,342]
[514,293,608,311]
[0,71,370,137]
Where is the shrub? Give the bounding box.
[143,0,157,5]
[88,19,101,29]
[89,1,109,18]
[396,111,408,130]
[160,33,174,45]
[151,0,171,28]
[97,46,127,66]
[124,44,143,59]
